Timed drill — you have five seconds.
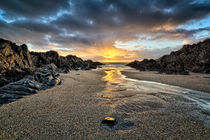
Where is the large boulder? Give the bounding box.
[34,63,61,89]
[0,39,34,87]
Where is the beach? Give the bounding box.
[1,1,210,139]
[0,70,107,139]
[0,67,210,139]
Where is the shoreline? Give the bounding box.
[0,69,210,139]
[121,70,210,93]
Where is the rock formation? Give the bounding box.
[30,51,103,71]
[127,59,160,71]
[85,60,104,69]
[0,39,34,87]
[0,38,104,105]
[0,64,61,105]
[127,38,210,74]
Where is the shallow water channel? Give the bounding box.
[98,64,210,128]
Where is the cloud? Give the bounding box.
[0,0,210,62]
[0,0,70,19]
[12,20,60,34]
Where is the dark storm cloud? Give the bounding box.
[48,0,210,47]
[52,0,210,30]
[49,34,93,46]
[0,0,70,18]
[0,0,210,52]
[51,14,97,31]
[12,20,61,34]
[0,19,50,47]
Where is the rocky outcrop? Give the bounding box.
[127,38,210,74]
[85,60,104,69]
[160,38,210,73]
[0,38,102,86]
[157,53,189,74]
[127,59,160,71]
[0,64,61,105]
[30,51,103,71]
[65,55,89,70]
[0,38,103,106]
[0,39,34,87]
[30,51,60,68]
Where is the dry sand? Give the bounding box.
[122,71,210,93]
[0,70,210,139]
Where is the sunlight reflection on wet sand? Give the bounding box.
[98,64,210,128]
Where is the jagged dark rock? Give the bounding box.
[127,38,210,74]
[30,51,103,71]
[127,59,160,71]
[0,39,34,87]
[157,53,189,74]
[33,63,61,89]
[30,51,60,68]
[0,38,102,106]
[85,60,104,69]
[0,64,61,105]
[65,54,88,70]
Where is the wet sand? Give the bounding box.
[122,70,210,93]
[0,69,210,139]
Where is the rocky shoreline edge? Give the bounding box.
[0,38,103,105]
[127,38,210,75]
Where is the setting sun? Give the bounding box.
[65,45,138,63]
[100,47,121,59]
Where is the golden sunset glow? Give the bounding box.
[55,45,139,63]
[99,47,122,59]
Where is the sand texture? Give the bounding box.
[0,70,210,139]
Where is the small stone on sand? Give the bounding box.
[101,117,116,126]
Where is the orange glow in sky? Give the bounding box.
[55,45,139,63]
[100,47,122,59]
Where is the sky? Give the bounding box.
[0,0,210,62]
